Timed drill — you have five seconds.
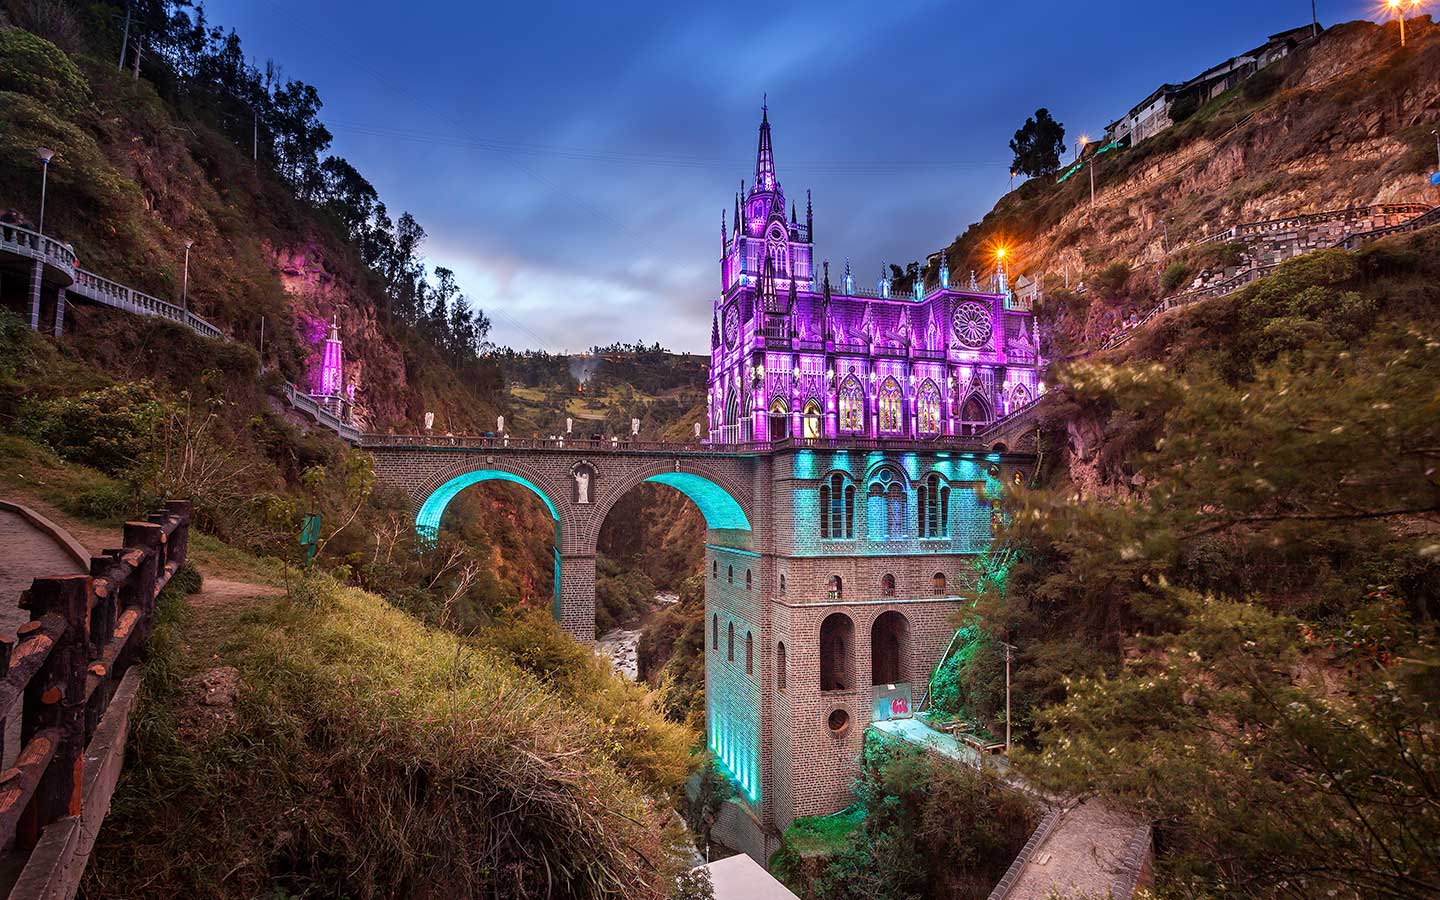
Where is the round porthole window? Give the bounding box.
[827,708,851,737]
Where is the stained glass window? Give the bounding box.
[839,377,864,432]
[917,380,941,435]
[878,377,903,433]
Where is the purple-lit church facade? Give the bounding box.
[707,108,1043,447]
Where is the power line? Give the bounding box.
[326,120,1012,174]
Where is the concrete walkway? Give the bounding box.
[0,506,87,766]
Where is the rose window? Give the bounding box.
[952,301,993,349]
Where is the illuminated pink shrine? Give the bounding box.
[708,105,1043,445]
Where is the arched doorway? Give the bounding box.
[959,393,991,436]
[820,613,855,691]
[870,611,910,685]
[802,399,822,439]
[769,397,790,442]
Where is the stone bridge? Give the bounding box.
[362,411,1040,644]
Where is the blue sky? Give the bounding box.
[205,1,1377,353]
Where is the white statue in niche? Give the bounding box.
[575,469,591,505]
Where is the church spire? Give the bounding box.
[755,96,777,192]
[806,189,813,240]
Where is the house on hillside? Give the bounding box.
[1105,25,1319,148]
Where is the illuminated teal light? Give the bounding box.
[646,473,751,531]
[416,470,559,538]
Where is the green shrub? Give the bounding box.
[20,381,164,475]
[1161,260,1192,294]
[0,29,89,116]
[60,480,138,521]
[169,562,204,595]
[1089,261,1132,301]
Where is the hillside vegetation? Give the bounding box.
[937,18,1440,349]
[943,226,1440,899]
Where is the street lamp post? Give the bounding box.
[1162,218,1171,253]
[181,239,194,317]
[1432,129,1439,172]
[1389,0,1422,47]
[36,148,55,235]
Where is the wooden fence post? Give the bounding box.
[121,522,163,645]
[164,499,192,565]
[17,576,90,850]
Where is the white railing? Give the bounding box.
[0,222,78,273]
[1,215,364,444]
[69,268,223,340]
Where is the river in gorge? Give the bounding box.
[595,591,679,680]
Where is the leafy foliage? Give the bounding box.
[780,734,1037,900]
[1009,107,1067,177]
[19,381,164,475]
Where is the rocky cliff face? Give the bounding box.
[944,19,1440,338]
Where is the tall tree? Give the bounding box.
[1009,108,1066,177]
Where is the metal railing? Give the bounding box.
[284,383,361,444]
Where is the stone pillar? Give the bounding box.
[555,553,596,644]
[52,286,66,336]
[29,259,43,331]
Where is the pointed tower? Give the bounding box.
[806,189,813,241]
[755,97,776,192]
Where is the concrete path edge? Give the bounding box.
[0,499,91,568]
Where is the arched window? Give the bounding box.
[871,611,911,685]
[932,572,947,595]
[746,569,753,590]
[959,393,991,435]
[867,468,907,541]
[918,473,951,538]
[819,473,855,539]
[917,380,942,435]
[728,565,733,584]
[780,573,787,593]
[838,376,865,433]
[769,397,789,442]
[820,613,855,691]
[803,399,822,439]
[777,642,787,691]
[881,574,896,597]
[877,377,903,433]
[728,622,735,662]
[1009,382,1032,411]
[712,614,718,650]
[745,631,753,675]
[712,559,718,578]
[724,387,739,426]
[827,575,843,600]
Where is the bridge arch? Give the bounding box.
[583,460,756,551]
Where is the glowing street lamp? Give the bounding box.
[36,148,55,235]
[1387,0,1424,47]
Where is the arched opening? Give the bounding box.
[802,400,822,439]
[881,573,896,597]
[918,473,950,538]
[917,379,942,435]
[769,397,790,442]
[827,575,843,600]
[745,631,753,675]
[712,614,718,649]
[959,393,992,436]
[820,472,856,540]
[596,469,751,639]
[877,376,904,434]
[932,572,947,595]
[838,376,865,433]
[820,613,855,691]
[745,569,752,591]
[777,642,787,691]
[870,611,910,685]
[728,621,735,662]
[413,468,563,625]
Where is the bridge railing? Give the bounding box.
[0,223,78,275]
[0,501,191,900]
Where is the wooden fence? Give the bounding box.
[0,500,191,899]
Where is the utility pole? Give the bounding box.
[1432,129,1439,171]
[132,38,142,81]
[181,239,194,316]
[1311,0,1318,39]
[118,1,131,72]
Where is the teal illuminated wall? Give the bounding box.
[415,470,560,538]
